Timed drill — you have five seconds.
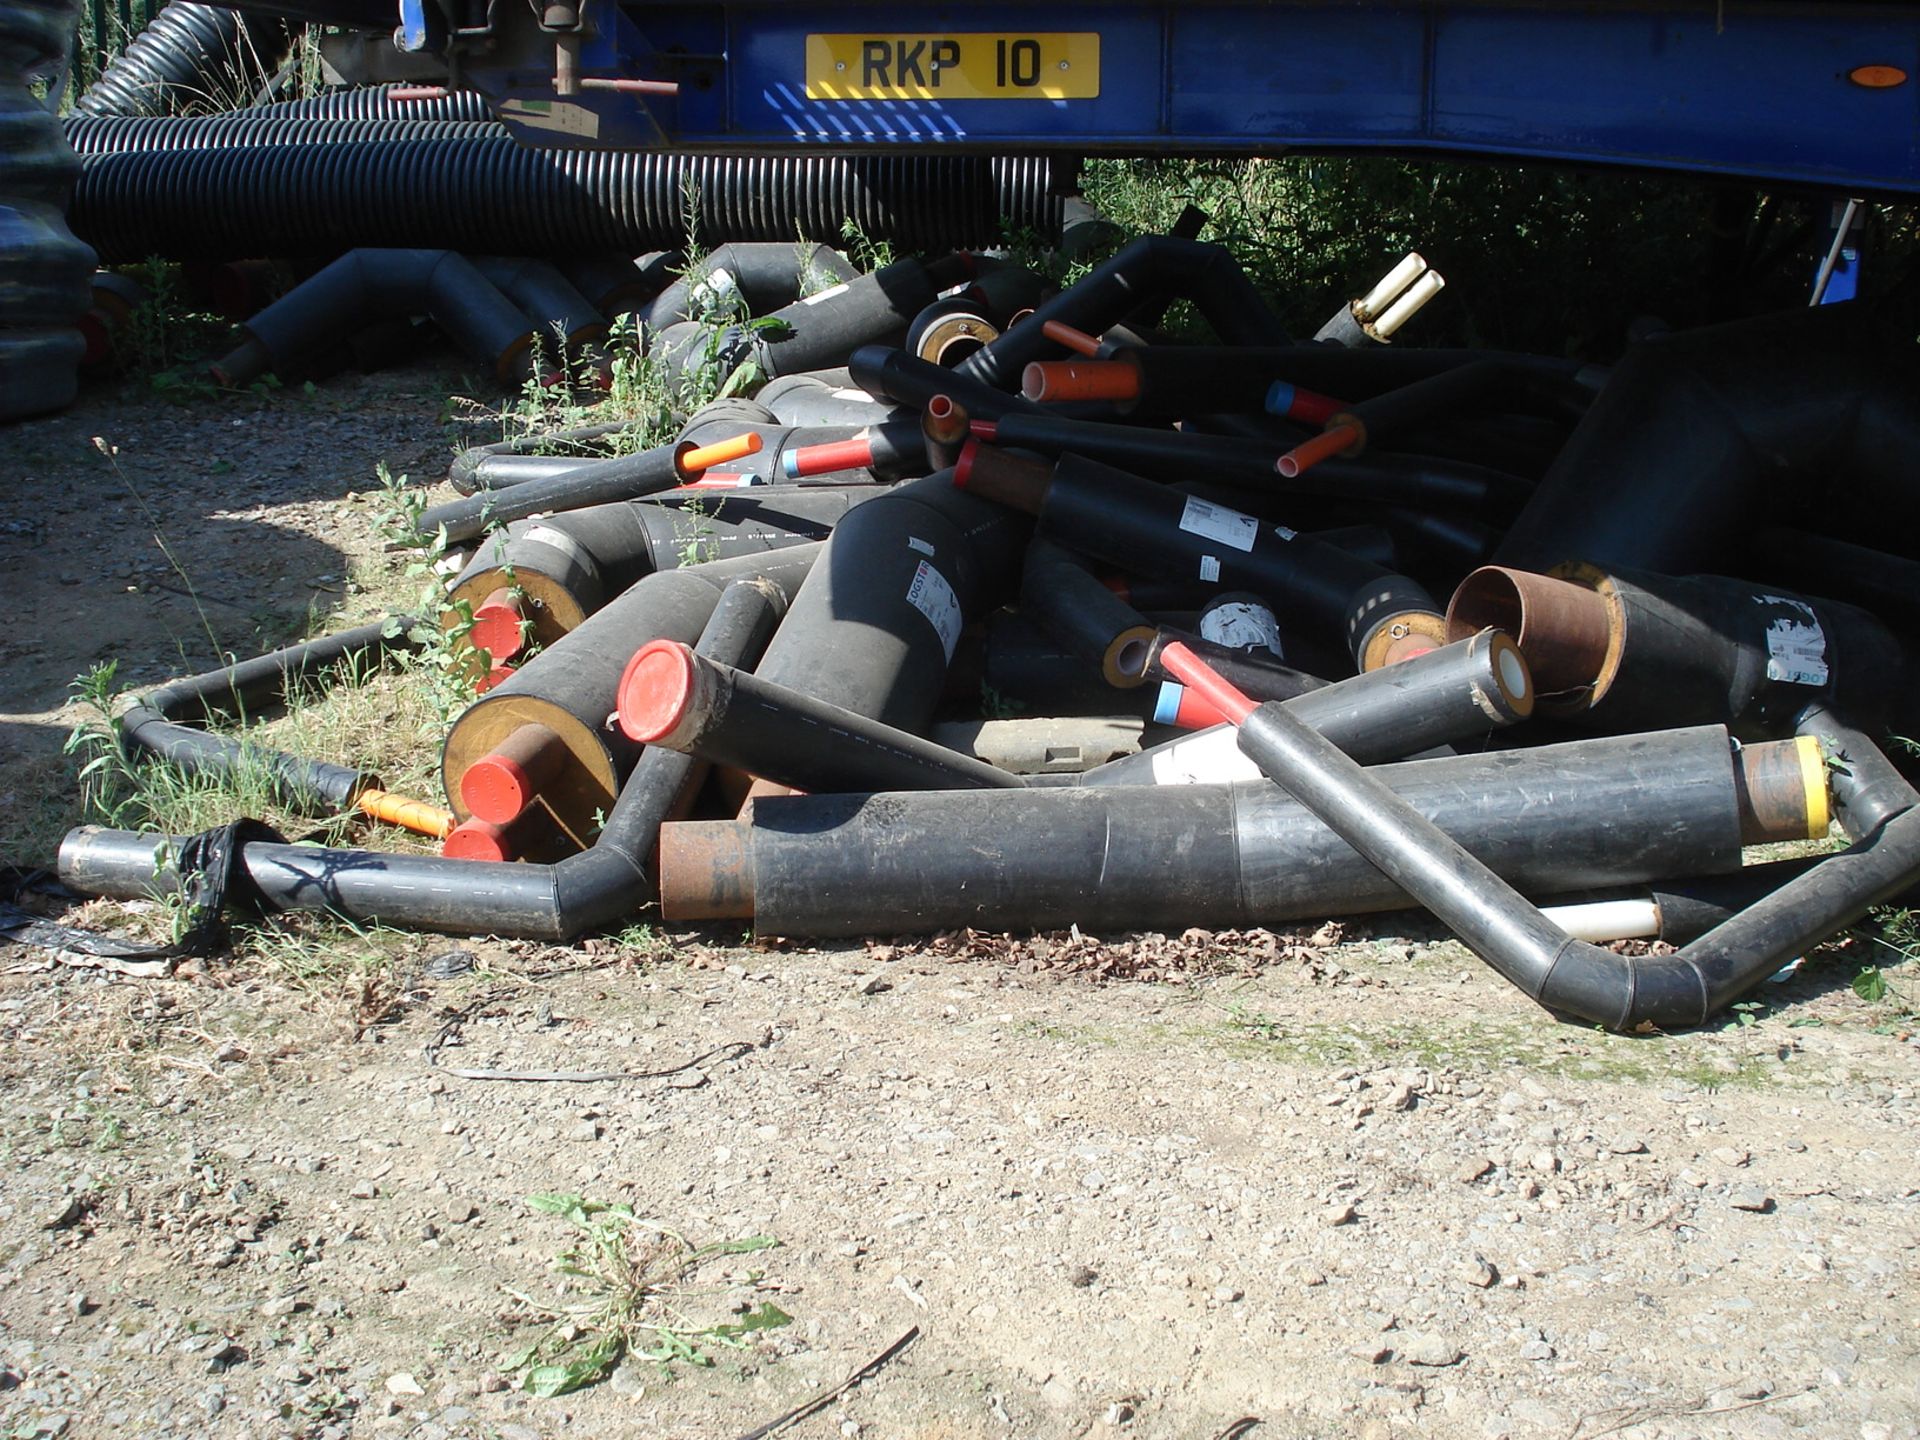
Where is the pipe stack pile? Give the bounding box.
[59,230,1920,1030]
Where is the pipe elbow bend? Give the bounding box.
[1536,937,1710,1032]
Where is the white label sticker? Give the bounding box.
[1757,595,1829,686]
[801,281,853,306]
[1274,524,1298,541]
[906,560,964,661]
[1178,495,1259,552]
[1198,555,1221,584]
[906,536,935,557]
[524,525,593,567]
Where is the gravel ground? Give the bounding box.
[0,363,1916,1440]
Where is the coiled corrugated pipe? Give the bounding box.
[65,113,501,153]
[69,139,1065,261]
[2,0,95,419]
[74,1,290,118]
[240,85,494,122]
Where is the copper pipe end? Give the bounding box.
[1446,566,1614,698]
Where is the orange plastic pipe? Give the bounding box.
[679,431,764,474]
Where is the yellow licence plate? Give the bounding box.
[805,32,1100,101]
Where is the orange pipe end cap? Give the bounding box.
[443,818,514,862]
[617,639,697,743]
[461,752,538,826]
[469,589,525,660]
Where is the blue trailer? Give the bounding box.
[354,0,1920,195]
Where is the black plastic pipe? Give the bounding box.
[1081,628,1532,787]
[654,726,1795,932]
[117,616,422,811]
[210,248,535,388]
[956,236,1291,392]
[1170,644,1913,1029]
[618,640,1025,794]
[69,141,1065,262]
[957,440,1447,672]
[447,420,653,493]
[419,440,684,545]
[57,579,786,939]
[473,256,606,351]
[753,472,1031,732]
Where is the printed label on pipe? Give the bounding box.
[907,536,935,557]
[1198,555,1221,583]
[1200,601,1283,656]
[1178,496,1258,552]
[906,559,964,660]
[1274,524,1298,541]
[1757,596,1829,686]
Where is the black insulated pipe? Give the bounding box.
[209,249,536,388]
[977,412,1528,514]
[957,441,1448,672]
[57,580,786,940]
[440,546,818,851]
[69,142,1066,262]
[752,473,1031,732]
[1446,565,1913,738]
[956,236,1291,393]
[117,617,423,811]
[642,242,857,328]
[650,254,972,389]
[444,487,875,654]
[1495,301,1920,576]
[1021,538,1158,689]
[1181,645,1917,1030]
[850,344,1048,423]
[1081,629,1533,787]
[654,726,1797,932]
[617,640,1026,794]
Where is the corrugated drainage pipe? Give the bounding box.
[237,85,494,121]
[74,1,291,118]
[65,113,501,152]
[69,140,1066,262]
[1,0,94,420]
[1162,643,1920,1030]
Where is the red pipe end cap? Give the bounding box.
[461,752,539,826]
[443,817,514,862]
[617,639,697,743]
[469,598,525,661]
[953,437,980,490]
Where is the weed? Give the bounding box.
[838,215,895,274]
[502,1195,790,1397]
